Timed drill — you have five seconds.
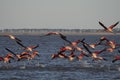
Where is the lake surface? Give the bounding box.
[0,34,120,80]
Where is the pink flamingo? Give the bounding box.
[16,41,39,52]
[42,32,71,43]
[4,34,22,42]
[99,21,119,33]
[0,53,14,63]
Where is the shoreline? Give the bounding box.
[0,32,120,35]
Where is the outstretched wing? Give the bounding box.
[15,37,22,42]
[41,32,58,37]
[59,33,71,44]
[99,21,107,30]
[109,21,119,29]
[16,41,26,48]
[29,44,39,49]
[5,48,16,56]
[82,43,92,54]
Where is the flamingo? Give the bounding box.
[99,21,119,33]
[99,37,117,49]
[28,50,40,60]
[5,48,30,61]
[5,49,40,65]
[81,39,100,49]
[67,49,76,61]
[106,48,114,52]
[107,40,116,49]
[0,53,14,63]
[51,49,70,60]
[59,39,84,52]
[5,48,37,68]
[59,46,73,53]
[88,42,101,49]
[16,41,39,52]
[98,36,109,44]
[51,54,59,60]
[77,51,89,60]
[82,43,107,61]
[17,50,40,61]
[51,52,68,60]
[70,38,85,47]
[99,37,119,52]
[4,34,22,42]
[41,32,71,43]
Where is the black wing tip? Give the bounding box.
[118,50,120,53]
[15,37,22,42]
[115,21,119,25]
[99,21,102,24]
[116,21,119,23]
[5,47,11,51]
[112,59,118,63]
[103,58,107,61]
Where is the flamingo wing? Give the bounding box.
[112,59,117,63]
[82,43,92,54]
[5,48,16,56]
[75,38,85,44]
[99,21,108,30]
[30,44,39,49]
[16,41,26,48]
[109,21,119,29]
[44,32,57,36]
[59,33,71,44]
[15,37,22,42]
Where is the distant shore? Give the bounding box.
[0,32,120,35]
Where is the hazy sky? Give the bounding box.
[0,0,120,29]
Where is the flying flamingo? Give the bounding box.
[4,34,22,42]
[51,52,68,60]
[67,49,76,61]
[51,53,67,60]
[41,32,71,43]
[99,21,119,33]
[59,46,73,53]
[81,39,100,49]
[0,53,14,69]
[77,51,89,60]
[70,38,85,47]
[0,53,14,63]
[5,48,30,61]
[5,48,39,68]
[16,41,39,52]
[59,39,84,53]
[82,43,107,61]
[28,50,40,60]
[98,36,109,44]
[16,50,40,61]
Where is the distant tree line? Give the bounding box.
[0,28,120,33]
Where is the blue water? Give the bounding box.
[0,34,120,80]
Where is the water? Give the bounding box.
[0,34,120,80]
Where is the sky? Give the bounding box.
[0,0,120,29]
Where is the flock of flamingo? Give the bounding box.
[0,21,120,67]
